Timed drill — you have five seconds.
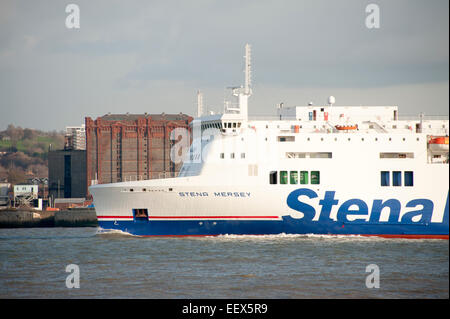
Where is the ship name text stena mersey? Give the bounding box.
[90,44,449,239]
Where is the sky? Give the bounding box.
[0,0,448,131]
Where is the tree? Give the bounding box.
[23,128,35,140]
[7,168,26,184]
[6,124,24,141]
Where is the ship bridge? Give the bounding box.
[191,112,248,137]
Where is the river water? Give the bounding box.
[0,227,448,299]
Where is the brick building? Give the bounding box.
[85,113,192,192]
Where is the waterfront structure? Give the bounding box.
[13,184,39,207]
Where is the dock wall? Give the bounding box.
[0,208,98,228]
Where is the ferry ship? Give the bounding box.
[90,44,449,239]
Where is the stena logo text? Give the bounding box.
[286,188,449,224]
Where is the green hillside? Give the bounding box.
[0,125,65,183]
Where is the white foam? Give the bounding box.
[210,232,390,242]
[95,227,137,237]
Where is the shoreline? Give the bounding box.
[0,207,97,228]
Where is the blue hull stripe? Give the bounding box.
[98,215,449,238]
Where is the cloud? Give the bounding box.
[0,0,448,131]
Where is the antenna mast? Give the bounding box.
[231,43,252,120]
[225,44,253,120]
[244,43,252,95]
[197,90,204,117]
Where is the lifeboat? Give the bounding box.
[335,124,358,131]
[428,136,449,153]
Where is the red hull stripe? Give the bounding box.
[97,215,279,219]
[148,216,279,219]
[361,234,449,240]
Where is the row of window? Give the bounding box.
[127,188,171,192]
[268,170,413,186]
[223,122,242,129]
[269,170,320,185]
[220,153,246,159]
[270,124,443,130]
[275,134,423,143]
[200,122,242,130]
[219,151,414,160]
[381,171,414,187]
[201,122,222,130]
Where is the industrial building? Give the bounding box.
[48,149,87,199]
[85,113,193,192]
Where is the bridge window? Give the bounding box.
[404,171,414,186]
[280,171,288,184]
[311,171,320,184]
[269,171,277,184]
[290,171,298,184]
[393,171,402,186]
[300,171,308,184]
[277,136,295,142]
[381,171,390,186]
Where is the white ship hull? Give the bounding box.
[90,129,449,238]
